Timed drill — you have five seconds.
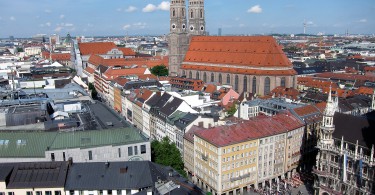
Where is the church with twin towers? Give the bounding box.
[168,0,297,95]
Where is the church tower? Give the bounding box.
[372,89,375,111]
[168,0,189,76]
[319,87,338,146]
[188,0,206,35]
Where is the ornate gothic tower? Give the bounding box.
[188,0,206,35]
[319,88,338,146]
[168,0,189,76]
[372,89,375,111]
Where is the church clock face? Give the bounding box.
[190,25,194,31]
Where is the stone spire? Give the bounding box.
[372,89,375,111]
[320,87,337,145]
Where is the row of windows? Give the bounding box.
[223,142,257,154]
[184,71,287,94]
[0,191,62,195]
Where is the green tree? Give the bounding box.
[151,137,186,177]
[88,83,98,100]
[17,47,24,52]
[150,65,168,76]
[226,104,237,117]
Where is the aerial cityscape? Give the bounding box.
[0,0,374,195]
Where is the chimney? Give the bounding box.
[68,157,73,166]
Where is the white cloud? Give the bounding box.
[44,9,52,13]
[55,26,63,32]
[123,24,131,30]
[358,19,367,23]
[306,21,314,25]
[46,22,51,27]
[9,16,16,21]
[125,6,137,12]
[60,14,65,19]
[234,17,240,21]
[143,4,157,12]
[142,1,170,12]
[239,24,245,27]
[158,1,170,11]
[133,22,147,29]
[247,5,262,13]
[64,23,74,27]
[116,8,122,12]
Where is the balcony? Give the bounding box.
[312,167,327,176]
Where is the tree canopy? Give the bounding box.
[150,64,168,76]
[151,137,186,177]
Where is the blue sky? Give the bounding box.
[0,0,374,38]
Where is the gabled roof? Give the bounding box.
[79,42,117,55]
[103,68,149,80]
[118,47,136,56]
[159,97,183,116]
[195,112,304,147]
[184,36,292,68]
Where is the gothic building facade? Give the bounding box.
[168,1,297,95]
[313,89,375,195]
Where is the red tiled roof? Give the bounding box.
[88,54,168,68]
[51,53,70,61]
[88,54,104,65]
[353,86,374,96]
[270,86,299,100]
[79,42,117,55]
[84,67,95,74]
[316,72,375,82]
[118,47,136,56]
[112,76,129,86]
[315,102,327,113]
[184,36,293,68]
[364,66,375,71]
[195,111,304,147]
[204,84,217,93]
[103,68,150,80]
[293,105,320,117]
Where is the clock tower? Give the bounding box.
[168,0,189,77]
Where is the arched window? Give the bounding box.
[264,77,270,95]
[252,77,257,94]
[189,71,192,79]
[182,8,185,17]
[172,9,176,17]
[182,70,186,76]
[234,75,239,91]
[211,73,214,82]
[191,10,193,18]
[203,72,207,82]
[219,74,222,84]
[243,76,248,92]
[200,10,203,18]
[196,72,200,80]
[281,77,286,87]
[226,74,230,84]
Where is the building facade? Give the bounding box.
[313,89,375,195]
